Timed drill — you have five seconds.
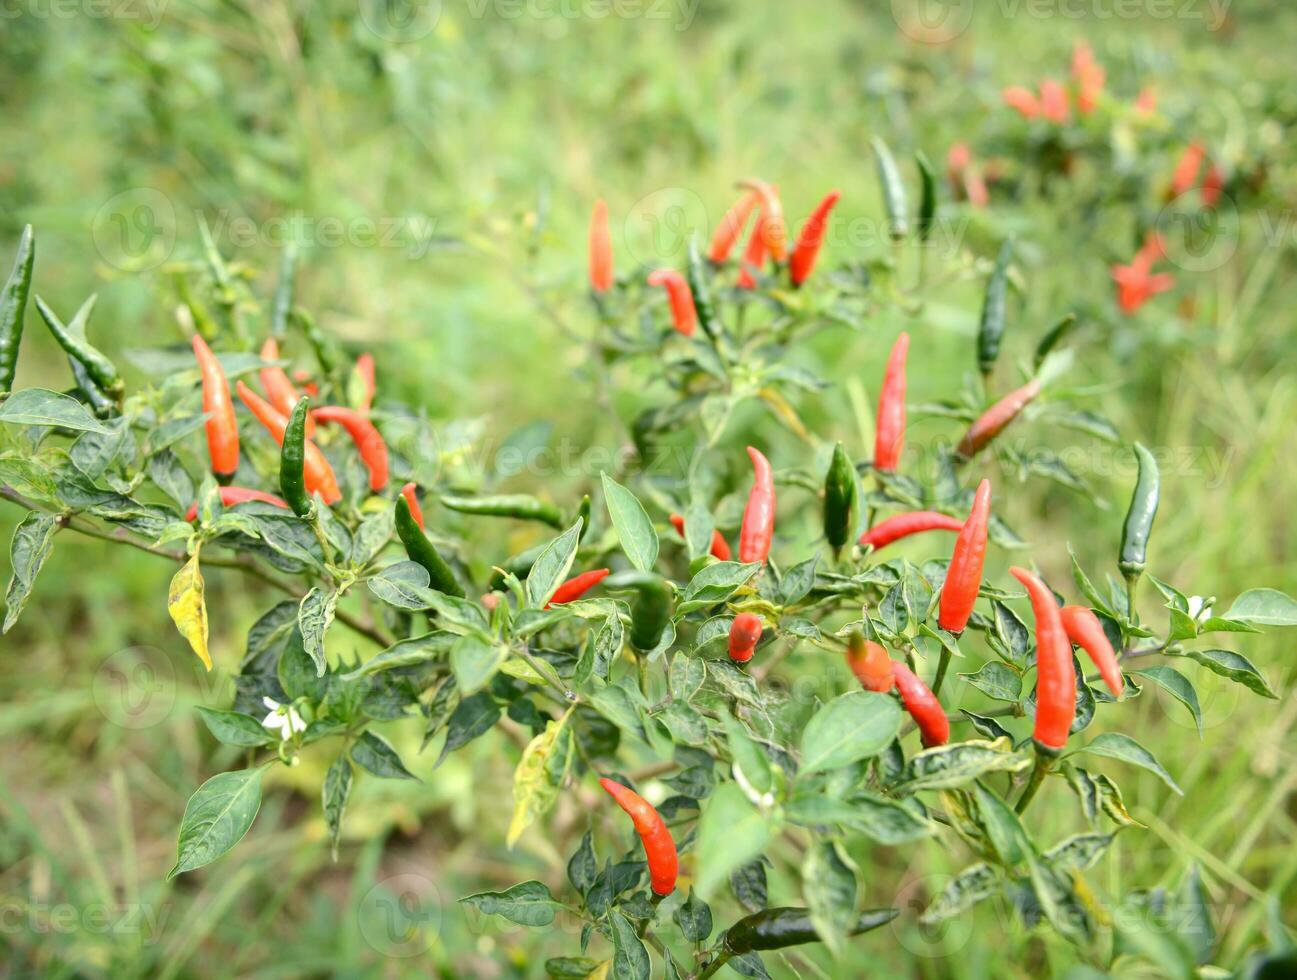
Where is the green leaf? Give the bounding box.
[366,561,431,609]
[341,632,456,679]
[972,781,1028,866]
[1177,648,1277,699]
[297,587,337,676]
[567,830,598,895]
[797,691,902,776]
[896,738,1032,793]
[322,755,352,860]
[195,707,273,747]
[919,863,1001,925]
[669,652,706,702]
[1131,665,1202,735]
[1176,865,1216,965]
[450,634,507,695]
[779,555,819,606]
[437,692,501,766]
[695,783,776,900]
[683,561,760,604]
[169,767,264,878]
[1044,832,1116,873]
[0,387,111,434]
[3,512,58,633]
[460,880,561,928]
[601,473,658,573]
[719,708,773,795]
[507,716,574,847]
[525,519,584,608]
[350,730,417,780]
[1073,732,1182,795]
[609,908,651,979]
[802,841,857,957]
[673,887,713,943]
[958,661,1022,702]
[1224,588,1297,626]
[682,502,715,561]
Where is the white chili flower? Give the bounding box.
[261,697,307,741]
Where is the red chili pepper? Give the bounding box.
[546,568,611,608]
[709,191,759,263]
[1060,605,1123,697]
[260,338,315,438]
[355,353,376,413]
[736,213,769,289]
[964,167,990,209]
[891,662,949,747]
[184,486,288,522]
[859,511,965,551]
[789,190,841,286]
[937,479,991,634]
[728,612,763,663]
[312,405,389,492]
[1111,240,1175,316]
[646,269,697,337]
[1072,41,1104,115]
[845,633,893,693]
[669,513,731,561]
[1002,85,1042,119]
[1010,567,1076,751]
[1135,85,1157,115]
[192,335,239,479]
[400,482,425,530]
[1201,162,1224,207]
[481,592,501,611]
[235,382,341,504]
[738,179,787,262]
[956,379,1043,459]
[598,777,678,896]
[739,446,775,565]
[873,332,909,472]
[1171,141,1207,198]
[589,199,614,292]
[1039,79,1070,123]
[292,369,318,398]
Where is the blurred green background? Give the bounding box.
[2,0,1295,976]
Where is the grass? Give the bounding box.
[1,1,1295,976]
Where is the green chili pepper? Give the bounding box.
[395,495,465,597]
[686,235,719,341]
[488,542,547,590]
[270,241,297,339]
[1033,312,1078,370]
[34,294,124,397]
[607,571,673,653]
[0,224,35,396]
[871,137,909,241]
[822,441,858,555]
[67,356,116,419]
[575,493,591,541]
[280,396,313,519]
[291,308,338,375]
[724,907,899,954]
[199,219,246,345]
[1119,442,1160,580]
[915,151,937,243]
[439,493,563,529]
[977,238,1014,377]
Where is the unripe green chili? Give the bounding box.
[270,241,297,339]
[977,238,1014,377]
[1033,312,1078,370]
[871,137,909,241]
[724,907,898,954]
[607,571,673,652]
[66,355,116,419]
[291,308,338,375]
[685,236,719,341]
[34,294,124,397]
[280,396,314,519]
[1119,442,1159,580]
[822,441,857,554]
[916,151,937,243]
[575,494,592,540]
[439,493,563,529]
[395,495,464,597]
[488,542,547,590]
[0,224,35,395]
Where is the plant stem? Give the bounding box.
[696,951,732,980]
[931,647,953,696]
[1015,752,1054,814]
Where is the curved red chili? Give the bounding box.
[846,634,893,693]
[873,332,909,472]
[1002,86,1042,119]
[789,190,841,286]
[1039,79,1070,123]
[192,335,239,479]
[1060,605,1123,697]
[598,777,678,896]
[1011,567,1076,751]
[646,269,697,337]
[736,214,769,289]
[589,199,614,292]
[260,338,315,438]
[728,612,763,663]
[235,382,341,504]
[892,662,949,747]
[859,511,965,551]
[738,179,787,262]
[184,486,288,522]
[355,353,376,413]
[546,568,611,608]
[293,369,318,398]
[709,191,759,264]
[1201,162,1224,207]
[739,446,775,565]
[400,482,425,530]
[669,513,731,561]
[1171,141,1207,197]
[937,479,992,634]
[312,405,390,492]
[956,378,1042,459]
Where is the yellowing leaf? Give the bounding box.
[586,962,610,980]
[168,550,211,671]
[506,709,573,848]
